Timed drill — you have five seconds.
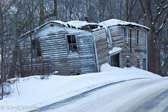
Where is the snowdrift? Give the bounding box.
[0,64,161,112]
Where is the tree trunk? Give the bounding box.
[148,29,156,73]
[39,0,45,25]
[0,0,4,100]
[140,0,156,73]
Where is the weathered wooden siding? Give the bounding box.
[19,23,97,76]
[109,26,125,47]
[93,29,109,69]
[109,25,148,70]
[128,27,147,69]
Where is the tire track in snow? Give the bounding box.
[67,78,167,112]
[131,88,168,112]
[29,78,150,112]
[31,78,165,112]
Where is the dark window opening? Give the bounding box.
[110,53,120,67]
[32,38,41,57]
[136,30,140,44]
[67,35,77,53]
[143,58,146,70]
[124,27,128,43]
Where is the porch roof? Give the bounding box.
[109,47,122,55]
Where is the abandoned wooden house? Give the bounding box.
[100,19,149,70]
[18,19,149,76]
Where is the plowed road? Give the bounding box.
[31,78,168,112]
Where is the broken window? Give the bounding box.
[31,38,41,57]
[124,27,128,43]
[106,28,112,46]
[136,29,140,44]
[66,35,77,53]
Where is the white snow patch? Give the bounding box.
[0,64,161,112]
[109,47,122,54]
[67,20,88,28]
[100,19,150,30]
[67,20,97,28]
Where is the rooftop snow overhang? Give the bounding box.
[109,47,122,55]
[100,19,150,30]
[20,20,104,39]
[20,20,67,38]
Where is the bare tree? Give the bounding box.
[139,0,168,74]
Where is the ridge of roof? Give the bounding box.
[20,19,149,38]
[99,19,150,30]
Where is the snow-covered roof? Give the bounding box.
[21,19,149,38]
[100,19,150,30]
[20,20,68,38]
[66,20,98,28]
[109,47,122,55]
[20,20,102,38]
[51,20,68,27]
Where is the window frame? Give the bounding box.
[136,29,140,45]
[143,58,147,70]
[31,38,42,58]
[106,28,112,47]
[124,27,128,43]
[66,35,78,53]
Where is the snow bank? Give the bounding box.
[101,63,160,78]
[0,64,161,112]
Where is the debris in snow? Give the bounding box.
[50,71,58,75]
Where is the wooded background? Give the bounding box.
[0,0,168,85]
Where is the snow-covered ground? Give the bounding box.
[0,64,161,112]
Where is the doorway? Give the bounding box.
[110,53,120,67]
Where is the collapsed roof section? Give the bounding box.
[66,21,103,31]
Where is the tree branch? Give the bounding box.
[2,0,16,14]
[153,3,168,27]
[155,13,168,35]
